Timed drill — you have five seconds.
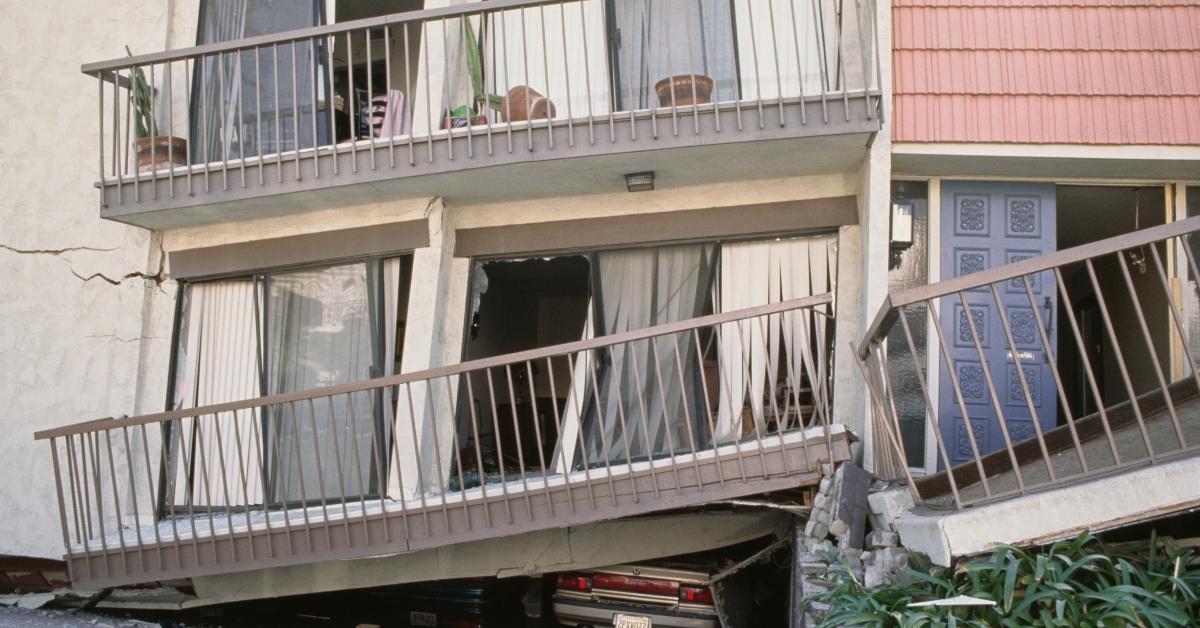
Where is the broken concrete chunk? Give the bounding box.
[867,486,915,532]
[866,530,900,549]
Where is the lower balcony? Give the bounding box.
[86,0,883,228]
[36,294,848,589]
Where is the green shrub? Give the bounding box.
[805,533,1200,627]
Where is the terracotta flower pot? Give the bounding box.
[655,74,715,107]
[499,86,556,123]
[135,136,188,173]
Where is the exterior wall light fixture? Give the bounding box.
[625,171,655,192]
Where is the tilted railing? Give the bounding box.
[84,0,881,212]
[36,294,846,588]
[858,217,1200,509]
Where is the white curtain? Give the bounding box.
[611,0,738,109]
[732,0,840,101]
[170,280,265,509]
[580,244,714,465]
[715,234,837,443]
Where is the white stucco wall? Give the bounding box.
[0,0,193,559]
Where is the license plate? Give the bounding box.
[613,612,653,628]
[409,610,437,627]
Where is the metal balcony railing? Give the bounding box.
[858,217,1200,510]
[84,0,882,220]
[35,294,848,588]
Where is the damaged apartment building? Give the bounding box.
[2,0,1200,625]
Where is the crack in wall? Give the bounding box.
[0,244,120,255]
[1,240,168,290]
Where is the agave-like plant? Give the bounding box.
[448,16,502,120]
[125,46,157,140]
[806,532,1200,627]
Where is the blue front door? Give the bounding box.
[939,181,1058,467]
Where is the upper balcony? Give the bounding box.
[86,0,883,229]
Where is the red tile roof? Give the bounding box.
[893,0,1200,145]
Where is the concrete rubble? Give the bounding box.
[793,464,919,626]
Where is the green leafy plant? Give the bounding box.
[805,533,1200,627]
[125,46,157,140]
[449,17,502,120]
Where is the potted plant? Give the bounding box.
[655,74,715,108]
[443,19,556,128]
[443,18,500,129]
[128,47,187,173]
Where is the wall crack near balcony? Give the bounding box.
[1,240,169,293]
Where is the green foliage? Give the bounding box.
[458,17,502,116]
[805,533,1200,627]
[125,46,156,139]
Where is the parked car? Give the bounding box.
[551,537,786,628]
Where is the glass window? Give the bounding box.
[887,180,930,470]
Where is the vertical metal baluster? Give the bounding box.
[502,365,535,520]
[440,16,458,162]
[501,10,515,152]
[896,308,962,506]
[753,315,792,476]
[523,361,556,516]
[126,66,138,202]
[731,319,771,474]
[64,436,84,548]
[172,418,203,564]
[835,0,850,119]
[625,341,662,498]
[66,436,93,580]
[648,338,685,492]
[291,41,302,180]
[384,384,414,542]
[1020,276,1089,475]
[235,51,247,187]
[207,412,239,561]
[49,439,74,570]
[668,332,706,485]
[182,58,194,194]
[812,0,829,122]
[346,393,375,544]
[463,375,495,528]
[871,0,885,121]
[422,21,435,163]
[403,24,416,166]
[1085,258,1158,461]
[854,345,922,499]
[1053,267,1121,464]
[1149,244,1200,402]
[152,423,183,568]
[870,342,920,487]
[990,283,1058,482]
[744,0,765,129]
[75,435,96,577]
[661,0,677,137]
[365,29,376,170]
[1116,251,1188,449]
[403,383,434,533]
[558,4,574,146]
[309,37,321,179]
[256,47,265,185]
[113,68,123,205]
[101,429,132,576]
[265,402,298,555]
[853,0,873,119]
[482,370,515,523]
[420,380,453,533]
[284,401,316,554]
[681,0,700,134]
[118,427,149,571]
[787,0,808,124]
[225,412,256,561]
[244,406,275,559]
[361,385,392,545]
[926,299,996,498]
[691,327,725,487]
[592,344,638,502]
[148,63,159,200]
[956,290,1030,495]
[582,349,621,506]
[538,5,554,149]
[191,418,223,564]
[323,395,353,547]
[302,398,334,550]
[325,35,339,176]
[97,78,106,200]
[482,9,495,155]
[543,355,577,514]
[273,43,283,182]
[217,54,229,190]
[458,17,473,159]
[711,322,750,482]
[84,433,111,578]
[563,352,600,510]
[384,24,396,167]
[765,0,785,125]
[442,375,471,532]
[520,7,534,151]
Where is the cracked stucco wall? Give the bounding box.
[0,0,193,559]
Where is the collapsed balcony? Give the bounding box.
[858,214,1200,555]
[84,0,883,228]
[36,293,849,589]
